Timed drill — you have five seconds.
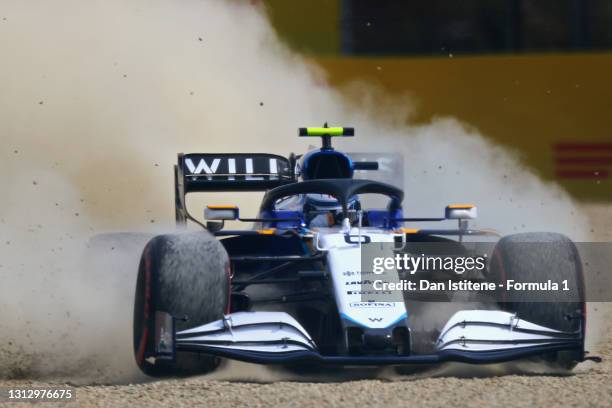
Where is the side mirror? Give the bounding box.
[204,205,239,221]
[445,204,477,220]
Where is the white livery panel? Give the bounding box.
[319,230,408,329]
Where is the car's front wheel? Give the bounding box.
[133,231,230,377]
[488,232,585,369]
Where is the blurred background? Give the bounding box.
[262,0,612,201]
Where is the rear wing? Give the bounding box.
[175,153,295,225]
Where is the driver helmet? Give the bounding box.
[304,194,360,227]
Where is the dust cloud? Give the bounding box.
[0,0,594,383]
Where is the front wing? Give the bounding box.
[146,310,585,366]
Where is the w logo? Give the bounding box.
[368,317,383,322]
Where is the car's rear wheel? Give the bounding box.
[133,231,230,377]
[488,232,585,369]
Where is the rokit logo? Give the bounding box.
[183,154,290,181]
[345,280,374,286]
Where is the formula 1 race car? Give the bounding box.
[133,126,591,376]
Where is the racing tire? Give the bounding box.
[488,232,585,369]
[133,231,230,377]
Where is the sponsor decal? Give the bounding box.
[347,290,392,295]
[343,270,376,277]
[349,302,394,308]
[345,280,374,286]
[183,154,290,181]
